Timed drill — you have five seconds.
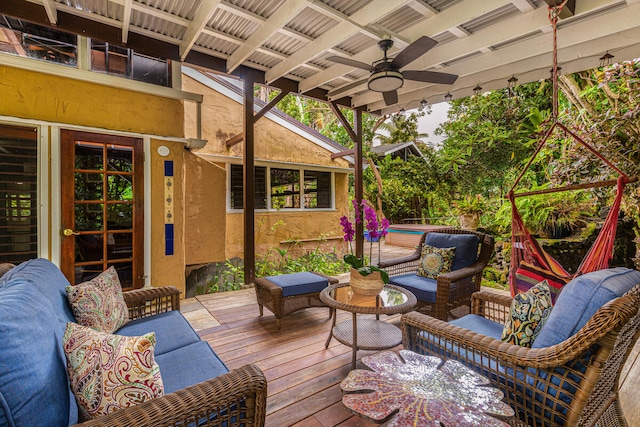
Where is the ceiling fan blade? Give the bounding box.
[383,90,398,106]
[326,56,372,71]
[390,36,437,69]
[402,70,458,85]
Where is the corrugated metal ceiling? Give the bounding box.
[2,0,639,114]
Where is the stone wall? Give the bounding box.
[541,217,637,273]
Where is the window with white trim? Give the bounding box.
[230,164,332,210]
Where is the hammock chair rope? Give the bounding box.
[508,1,632,296]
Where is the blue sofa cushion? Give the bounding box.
[117,310,202,356]
[425,233,480,271]
[388,273,436,303]
[1,258,76,325]
[533,268,640,348]
[0,280,78,426]
[155,341,229,394]
[265,272,329,297]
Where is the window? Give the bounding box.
[0,16,77,66]
[0,125,38,264]
[0,15,170,88]
[304,171,331,208]
[230,164,332,210]
[91,41,170,87]
[230,165,266,210]
[271,168,300,209]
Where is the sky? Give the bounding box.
[415,101,450,147]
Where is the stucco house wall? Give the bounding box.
[0,61,190,294]
[182,70,352,262]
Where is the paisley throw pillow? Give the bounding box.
[66,266,129,333]
[501,280,553,347]
[63,323,164,420]
[417,244,456,279]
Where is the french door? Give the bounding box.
[60,130,144,289]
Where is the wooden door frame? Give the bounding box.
[60,129,144,289]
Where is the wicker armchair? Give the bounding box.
[379,228,494,320]
[76,286,267,427]
[401,285,640,427]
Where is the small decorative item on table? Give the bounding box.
[341,350,514,427]
[340,200,390,296]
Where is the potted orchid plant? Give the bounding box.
[340,200,390,293]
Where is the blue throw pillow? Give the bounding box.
[425,233,480,271]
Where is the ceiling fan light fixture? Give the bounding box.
[368,70,404,92]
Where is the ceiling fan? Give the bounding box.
[327,36,458,106]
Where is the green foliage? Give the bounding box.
[206,259,244,293]
[492,188,596,238]
[255,246,347,278]
[435,82,553,197]
[452,194,484,215]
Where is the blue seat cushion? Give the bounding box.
[425,233,480,271]
[265,272,329,297]
[117,310,201,356]
[450,314,504,340]
[155,341,229,394]
[0,281,78,426]
[388,273,436,303]
[533,267,640,348]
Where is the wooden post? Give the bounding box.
[354,107,364,259]
[243,77,256,285]
[330,102,365,259]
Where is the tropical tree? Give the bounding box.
[435,81,553,198]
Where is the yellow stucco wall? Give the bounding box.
[182,74,352,260]
[149,139,186,292]
[183,152,226,265]
[0,64,184,137]
[225,166,350,260]
[183,75,350,168]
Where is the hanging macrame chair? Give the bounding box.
[507,124,630,299]
[507,2,633,299]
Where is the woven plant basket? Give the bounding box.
[458,213,480,230]
[349,267,384,296]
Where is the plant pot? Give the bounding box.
[349,267,384,296]
[458,213,480,230]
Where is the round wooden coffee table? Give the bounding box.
[320,283,417,369]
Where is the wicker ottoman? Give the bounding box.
[254,272,339,329]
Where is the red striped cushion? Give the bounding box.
[514,261,570,303]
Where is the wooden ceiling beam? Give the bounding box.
[226,0,306,73]
[122,0,132,44]
[179,0,221,61]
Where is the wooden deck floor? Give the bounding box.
[186,288,640,427]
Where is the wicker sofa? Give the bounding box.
[0,258,266,427]
[402,267,640,427]
[379,228,494,320]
